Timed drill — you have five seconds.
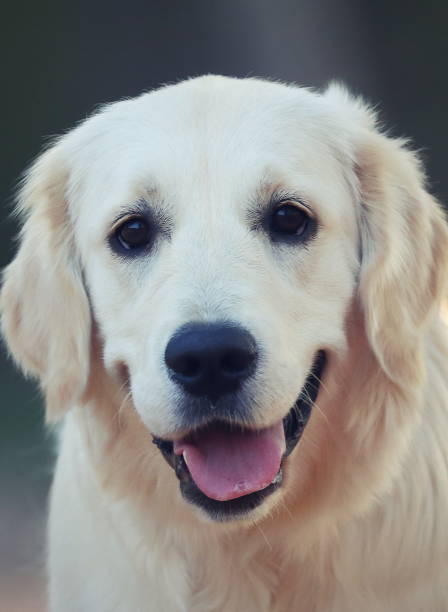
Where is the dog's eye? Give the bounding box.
[271,203,310,237]
[112,217,152,252]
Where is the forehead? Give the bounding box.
[65,76,356,222]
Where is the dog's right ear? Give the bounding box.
[0,143,91,421]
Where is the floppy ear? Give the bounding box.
[356,127,448,388]
[0,144,91,421]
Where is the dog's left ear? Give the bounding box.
[354,108,448,388]
[325,84,448,388]
[0,143,91,421]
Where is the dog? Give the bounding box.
[1,75,448,611]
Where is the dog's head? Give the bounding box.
[2,76,447,525]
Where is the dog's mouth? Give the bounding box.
[153,351,326,520]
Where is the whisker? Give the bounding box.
[279,497,294,521]
[295,389,330,428]
[308,370,330,395]
[310,400,330,426]
[255,522,273,551]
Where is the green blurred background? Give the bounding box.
[1,0,447,608]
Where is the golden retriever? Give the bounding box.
[2,76,448,611]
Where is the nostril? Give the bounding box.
[172,354,202,378]
[220,350,255,376]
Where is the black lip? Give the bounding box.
[153,350,326,521]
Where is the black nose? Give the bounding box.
[165,323,258,402]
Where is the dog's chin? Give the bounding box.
[153,351,326,522]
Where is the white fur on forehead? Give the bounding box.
[62,76,370,153]
[54,75,372,213]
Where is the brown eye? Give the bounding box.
[114,217,152,252]
[271,203,310,236]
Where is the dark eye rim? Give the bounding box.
[108,214,153,256]
[268,199,317,244]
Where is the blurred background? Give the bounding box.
[1,1,447,609]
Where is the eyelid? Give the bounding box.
[110,213,144,234]
[275,199,315,218]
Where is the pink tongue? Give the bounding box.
[173,422,286,501]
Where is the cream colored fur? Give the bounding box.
[2,76,448,611]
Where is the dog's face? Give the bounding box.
[73,78,358,518]
[2,76,447,525]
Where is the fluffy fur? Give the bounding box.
[2,76,448,611]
